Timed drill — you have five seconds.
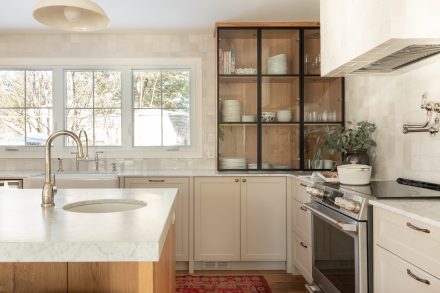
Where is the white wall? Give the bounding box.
[0,32,217,171]
[346,61,440,182]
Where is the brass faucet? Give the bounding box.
[42,130,84,208]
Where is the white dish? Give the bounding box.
[241,114,256,122]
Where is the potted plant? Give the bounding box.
[324,121,377,165]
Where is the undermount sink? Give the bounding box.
[63,199,147,213]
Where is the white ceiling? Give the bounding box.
[0,0,319,32]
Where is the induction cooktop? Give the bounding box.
[338,178,440,199]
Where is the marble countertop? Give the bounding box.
[369,199,440,228]
[0,188,176,262]
[0,169,314,179]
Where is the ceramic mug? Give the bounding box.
[261,112,275,122]
[323,159,336,170]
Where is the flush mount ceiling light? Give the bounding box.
[33,0,109,32]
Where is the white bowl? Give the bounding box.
[241,114,256,122]
[276,110,292,122]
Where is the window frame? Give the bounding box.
[0,58,203,159]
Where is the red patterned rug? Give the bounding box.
[176,275,272,293]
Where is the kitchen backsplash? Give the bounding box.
[0,32,217,171]
[346,58,440,183]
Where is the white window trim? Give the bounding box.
[0,58,203,159]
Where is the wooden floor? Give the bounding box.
[177,270,307,293]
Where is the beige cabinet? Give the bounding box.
[374,206,440,292]
[375,245,440,293]
[194,176,286,261]
[194,177,241,261]
[124,177,189,261]
[290,178,313,283]
[241,177,286,261]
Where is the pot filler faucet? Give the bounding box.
[41,130,84,208]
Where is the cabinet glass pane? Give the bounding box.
[262,77,299,122]
[304,29,321,75]
[219,124,257,169]
[219,76,257,123]
[218,29,257,75]
[304,125,342,170]
[304,77,343,122]
[262,125,300,169]
[262,29,300,75]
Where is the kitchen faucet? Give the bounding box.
[72,128,89,170]
[42,130,84,208]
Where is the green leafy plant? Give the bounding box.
[324,121,377,155]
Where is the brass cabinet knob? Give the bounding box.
[242,178,247,183]
[235,178,240,182]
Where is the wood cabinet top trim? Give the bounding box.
[215,21,320,28]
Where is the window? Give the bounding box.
[0,70,52,146]
[65,70,122,146]
[0,58,202,158]
[133,69,191,147]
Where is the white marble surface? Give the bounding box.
[370,199,440,228]
[0,188,176,262]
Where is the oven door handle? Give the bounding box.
[304,203,358,232]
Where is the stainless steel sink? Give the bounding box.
[63,199,147,213]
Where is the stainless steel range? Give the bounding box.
[304,182,372,293]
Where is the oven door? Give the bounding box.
[305,202,368,293]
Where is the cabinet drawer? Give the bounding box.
[292,199,311,243]
[292,232,312,283]
[374,207,440,277]
[375,245,440,293]
[293,179,311,203]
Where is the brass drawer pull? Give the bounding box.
[300,183,307,187]
[148,179,165,183]
[407,269,430,285]
[235,178,240,182]
[242,178,247,183]
[300,206,308,212]
[300,241,308,249]
[407,222,430,233]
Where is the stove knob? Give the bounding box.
[335,198,361,213]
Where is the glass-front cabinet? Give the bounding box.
[217,24,344,171]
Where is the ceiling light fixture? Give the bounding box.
[33,0,109,32]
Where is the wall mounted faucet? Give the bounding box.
[403,93,440,135]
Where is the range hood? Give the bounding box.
[320,0,440,76]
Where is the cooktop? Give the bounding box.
[336,178,440,199]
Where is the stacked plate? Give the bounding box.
[268,54,288,74]
[220,157,247,169]
[222,100,241,122]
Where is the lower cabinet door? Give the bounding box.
[375,245,440,293]
[194,177,241,261]
[292,232,312,283]
[241,177,286,261]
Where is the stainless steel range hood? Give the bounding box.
[354,44,440,73]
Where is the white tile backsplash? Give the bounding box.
[346,59,440,182]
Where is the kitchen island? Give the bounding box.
[0,188,177,293]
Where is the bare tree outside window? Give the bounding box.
[133,69,191,147]
[65,70,121,146]
[0,70,52,146]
